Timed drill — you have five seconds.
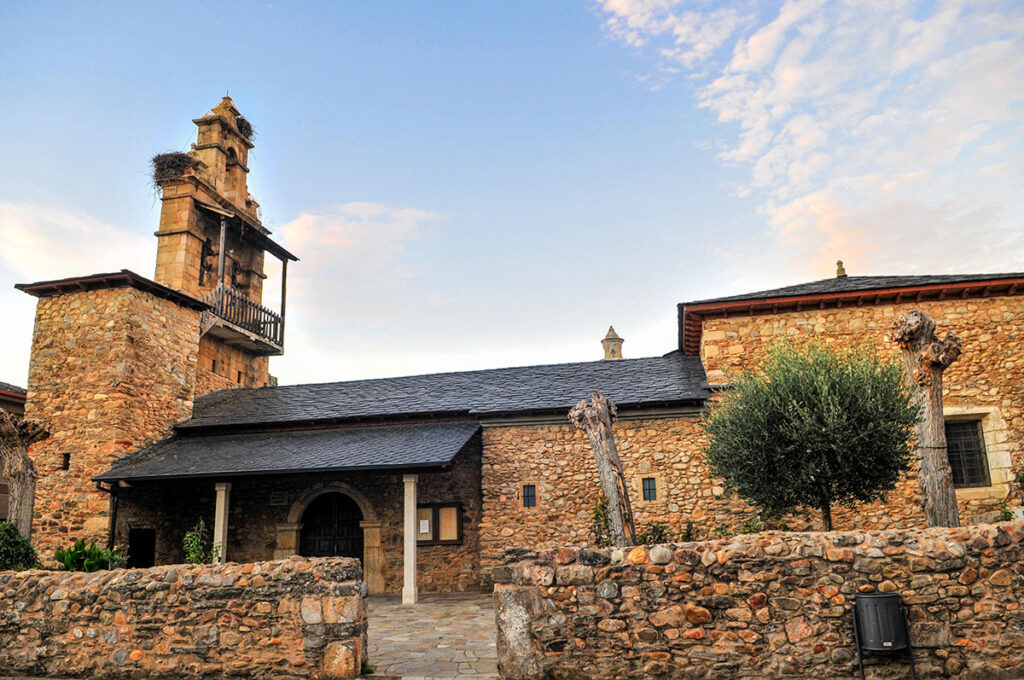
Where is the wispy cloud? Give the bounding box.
[597,0,1024,283]
[0,202,151,279]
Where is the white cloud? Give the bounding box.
[0,202,151,280]
[597,0,1024,280]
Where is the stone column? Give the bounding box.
[359,520,386,595]
[213,482,231,563]
[402,474,418,605]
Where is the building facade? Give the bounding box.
[16,101,1024,598]
[0,381,27,521]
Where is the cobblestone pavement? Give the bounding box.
[366,592,499,680]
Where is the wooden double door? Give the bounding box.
[299,492,364,559]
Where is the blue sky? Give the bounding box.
[1,1,1022,386]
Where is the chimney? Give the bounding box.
[602,326,624,360]
[836,260,847,277]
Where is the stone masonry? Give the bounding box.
[0,556,366,679]
[493,522,1024,679]
[699,295,1024,528]
[24,286,201,558]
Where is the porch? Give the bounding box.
[95,421,485,599]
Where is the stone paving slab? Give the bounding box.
[367,592,498,680]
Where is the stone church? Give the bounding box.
[15,98,1024,600]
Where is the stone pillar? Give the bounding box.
[213,482,231,563]
[402,474,418,605]
[274,522,303,560]
[359,520,386,595]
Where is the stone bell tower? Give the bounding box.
[17,97,298,557]
[152,96,297,394]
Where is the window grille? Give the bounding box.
[642,477,657,501]
[944,420,991,488]
[522,484,537,508]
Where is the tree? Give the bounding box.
[569,391,635,546]
[703,341,919,530]
[0,411,49,539]
[892,310,962,527]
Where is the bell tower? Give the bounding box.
[152,96,298,394]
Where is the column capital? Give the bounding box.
[215,481,232,492]
[403,474,418,484]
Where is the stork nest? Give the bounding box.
[236,116,254,140]
[152,152,195,185]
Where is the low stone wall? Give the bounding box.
[493,523,1024,679]
[0,557,367,679]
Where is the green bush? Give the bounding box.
[589,497,612,548]
[703,340,919,530]
[635,522,674,545]
[53,539,125,572]
[183,518,222,564]
[0,522,41,570]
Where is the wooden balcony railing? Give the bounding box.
[203,285,283,348]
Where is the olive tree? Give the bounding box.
[703,341,919,530]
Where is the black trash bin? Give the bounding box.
[852,593,916,679]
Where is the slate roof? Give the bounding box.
[95,421,481,482]
[0,381,26,397]
[681,273,1024,307]
[177,353,710,431]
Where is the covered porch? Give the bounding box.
[94,421,484,600]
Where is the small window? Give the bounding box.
[236,370,243,383]
[211,359,217,373]
[522,484,537,508]
[642,477,657,502]
[61,452,71,471]
[945,420,991,488]
[417,503,462,545]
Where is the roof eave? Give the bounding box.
[678,277,1024,355]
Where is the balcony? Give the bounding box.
[201,285,284,355]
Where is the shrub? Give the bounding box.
[704,340,919,530]
[183,518,221,564]
[635,522,674,545]
[589,497,612,548]
[0,522,40,570]
[54,539,125,572]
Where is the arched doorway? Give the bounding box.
[278,482,386,593]
[300,492,364,558]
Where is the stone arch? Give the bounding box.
[286,481,379,524]
[276,481,385,593]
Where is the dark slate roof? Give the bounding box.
[177,353,709,431]
[0,381,26,397]
[681,273,1024,307]
[95,421,481,482]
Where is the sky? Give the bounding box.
[1,0,1022,387]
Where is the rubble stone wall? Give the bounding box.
[698,294,1024,528]
[480,417,750,582]
[25,287,201,558]
[0,556,367,679]
[492,523,1024,679]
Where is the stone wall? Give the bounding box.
[25,286,201,558]
[0,556,367,679]
[480,417,751,580]
[492,522,1024,679]
[196,336,270,394]
[115,433,484,594]
[698,294,1024,528]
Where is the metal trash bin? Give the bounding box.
[852,593,916,679]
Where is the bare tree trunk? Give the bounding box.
[892,310,962,527]
[0,411,49,539]
[569,391,635,546]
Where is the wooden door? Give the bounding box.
[300,492,364,558]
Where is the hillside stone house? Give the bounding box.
[14,99,1024,599]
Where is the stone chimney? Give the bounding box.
[836,260,847,277]
[602,326,624,360]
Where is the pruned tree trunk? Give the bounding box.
[0,411,48,539]
[892,310,962,527]
[569,391,635,546]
